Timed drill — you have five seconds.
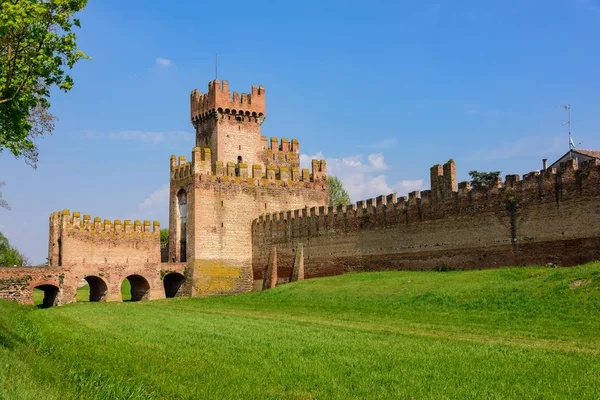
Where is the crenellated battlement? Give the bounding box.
[49,210,160,235]
[190,79,266,124]
[253,158,600,235]
[260,136,300,153]
[170,147,326,186]
[251,156,600,281]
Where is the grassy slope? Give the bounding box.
[2,264,600,399]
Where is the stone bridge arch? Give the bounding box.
[122,274,151,302]
[163,272,186,298]
[83,275,108,302]
[30,280,61,308]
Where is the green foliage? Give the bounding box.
[505,188,519,211]
[2,263,600,398]
[160,228,169,246]
[0,231,27,266]
[327,175,351,207]
[0,0,89,167]
[469,170,501,191]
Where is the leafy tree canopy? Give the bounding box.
[327,175,351,207]
[0,0,89,168]
[0,231,29,266]
[160,228,169,246]
[469,170,501,191]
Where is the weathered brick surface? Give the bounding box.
[169,79,328,297]
[1,212,186,305]
[0,267,62,305]
[169,151,327,296]
[252,159,600,282]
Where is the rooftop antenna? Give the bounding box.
[559,104,580,159]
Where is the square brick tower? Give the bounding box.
[169,79,328,296]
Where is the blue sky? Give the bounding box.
[1,0,600,264]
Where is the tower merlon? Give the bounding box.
[191,79,266,123]
[291,139,300,153]
[311,159,327,181]
[265,137,300,154]
[430,159,457,202]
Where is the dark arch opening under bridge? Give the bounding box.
[163,272,185,298]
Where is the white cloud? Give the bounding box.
[140,184,169,209]
[128,184,170,223]
[368,153,387,171]
[301,152,423,202]
[155,57,173,67]
[84,130,193,144]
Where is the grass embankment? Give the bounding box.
[2,264,600,399]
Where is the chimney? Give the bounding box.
[542,158,548,171]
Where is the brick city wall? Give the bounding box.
[252,159,600,283]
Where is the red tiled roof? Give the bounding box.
[575,149,600,159]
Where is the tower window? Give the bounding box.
[239,145,241,150]
[236,156,242,177]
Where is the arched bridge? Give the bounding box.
[0,263,187,307]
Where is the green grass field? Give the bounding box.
[3,264,600,399]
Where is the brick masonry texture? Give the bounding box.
[252,159,600,284]
[1,211,186,306]
[1,78,599,305]
[171,79,327,296]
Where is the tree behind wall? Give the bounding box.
[160,228,169,247]
[469,170,501,191]
[0,232,29,266]
[327,176,351,207]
